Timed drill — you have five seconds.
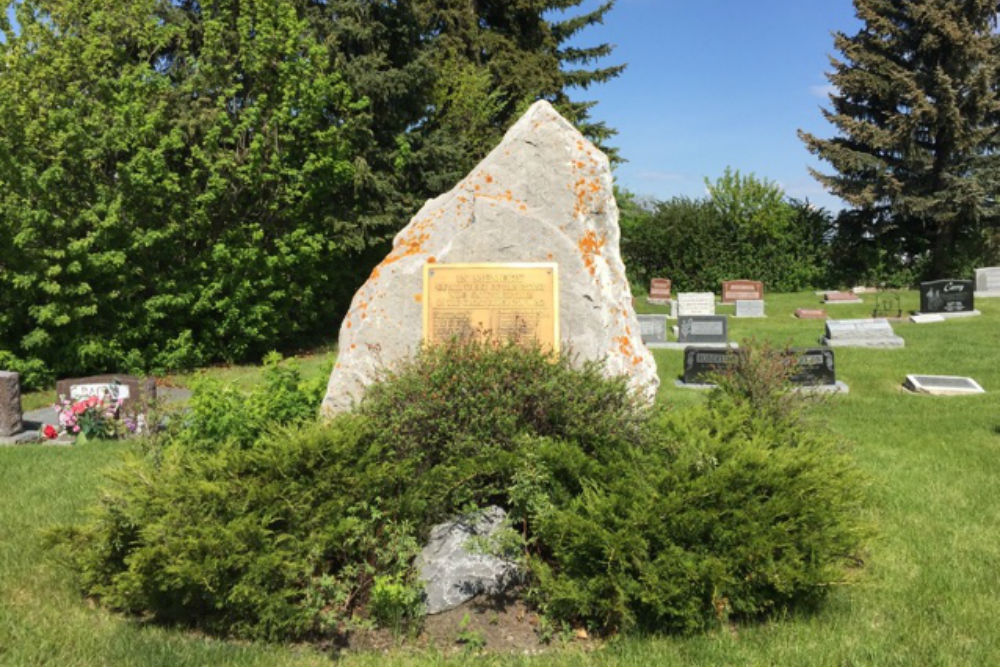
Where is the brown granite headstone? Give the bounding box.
[648,278,672,303]
[0,371,22,436]
[795,308,828,319]
[55,374,154,412]
[824,291,862,303]
[721,280,764,304]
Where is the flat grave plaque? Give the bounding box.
[824,291,862,304]
[904,374,985,396]
[795,308,828,319]
[637,314,669,346]
[423,263,559,351]
[975,267,1000,296]
[647,278,672,304]
[721,280,764,303]
[676,292,716,316]
[55,374,153,412]
[821,318,904,348]
[682,347,736,384]
[677,315,728,344]
[735,299,765,318]
[919,279,974,314]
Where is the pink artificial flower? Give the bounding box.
[72,401,89,415]
[72,425,81,433]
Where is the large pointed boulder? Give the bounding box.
[321,101,658,416]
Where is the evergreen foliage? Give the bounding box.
[799,0,1000,277]
[0,0,622,387]
[60,342,866,642]
[620,173,833,292]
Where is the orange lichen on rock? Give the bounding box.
[615,335,634,359]
[578,230,606,276]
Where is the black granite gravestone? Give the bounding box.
[919,279,974,313]
[682,347,736,384]
[789,348,836,386]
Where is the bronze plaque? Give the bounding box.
[422,262,559,351]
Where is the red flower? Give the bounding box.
[43,424,58,439]
[72,401,89,415]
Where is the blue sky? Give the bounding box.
[562,0,861,212]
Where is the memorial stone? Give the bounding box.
[682,347,736,384]
[0,371,22,437]
[919,279,975,314]
[795,308,827,319]
[789,348,836,386]
[821,318,904,348]
[321,100,659,414]
[904,374,985,395]
[975,267,1000,296]
[721,280,764,304]
[637,314,669,346]
[824,291,862,304]
[55,374,153,412]
[676,292,716,316]
[677,315,728,344]
[647,278,672,304]
[734,299,765,318]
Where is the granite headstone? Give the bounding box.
[919,279,974,313]
[676,292,716,316]
[637,314,669,346]
[677,315,728,344]
[721,280,764,304]
[734,299,765,318]
[0,371,22,437]
[821,318,904,348]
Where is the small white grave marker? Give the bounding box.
[904,375,985,396]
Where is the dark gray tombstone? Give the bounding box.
[637,314,669,346]
[677,315,728,344]
[682,347,737,384]
[55,374,155,412]
[919,279,974,313]
[789,348,836,386]
[0,371,22,437]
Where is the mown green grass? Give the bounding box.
[3,291,999,666]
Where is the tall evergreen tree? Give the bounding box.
[799,0,1000,277]
[413,0,624,189]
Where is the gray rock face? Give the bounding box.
[415,506,521,615]
[322,100,658,415]
[0,371,22,437]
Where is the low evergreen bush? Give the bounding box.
[58,341,867,642]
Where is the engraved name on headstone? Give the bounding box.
[734,299,765,318]
[677,315,728,344]
[721,280,764,304]
[637,314,669,346]
[919,279,974,313]
[676,292,716,317]
[821,318,904,348]
[423,263,559,351]
[789,348,836,386]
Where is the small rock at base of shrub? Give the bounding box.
[416,506,522,614]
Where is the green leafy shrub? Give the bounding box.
[60,342,866,642]
[620,172,834,293]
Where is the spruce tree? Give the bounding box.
[799,0,1000,277]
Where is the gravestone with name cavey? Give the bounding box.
[918,279,978,317]
[321,101,658,415]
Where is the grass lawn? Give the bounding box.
[3,290,999,666]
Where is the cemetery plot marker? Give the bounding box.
[795,308,827,319]
[423,263,559,352]
[917,279,979,318]
[677,315,728,345]
[0,371,22,437]
[975,267,1000,297]
[54,374,153,413]
[637,314,669,347]
[721,280,763,304]
[676,292,716,316]
[904,374,985,396]
[824,291,862,304]
[735,299,765,318]
[821,318,904,348]
[647,278,672,304]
